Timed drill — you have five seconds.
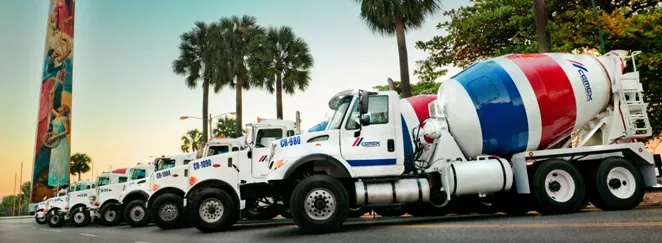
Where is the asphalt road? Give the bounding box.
[2,207,662,243]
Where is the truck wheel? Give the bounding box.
[100,204,122,226]
[188,188,237,233]
[588,157,644,211]
[290,174,349,234]
[124,199,150,227]
[72,207,91,227]
[47,211,65,228]
[35,212,47,224]
[151,193,186,230]
[530,159,586,214]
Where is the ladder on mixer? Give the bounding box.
[616,51,652,139]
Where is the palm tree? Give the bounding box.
[173,21,222,147]
[353,0,442,97]
[181,129,202,153]
[70,153,91,181]
[252,26,314,119]
[213,15,266,137]
[213,117,240,138]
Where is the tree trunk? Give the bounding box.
[235,77,243,138]
[78,172,81,181]
[533,0,551,52]
[276,74,283,119]
[202,78,210,146]
[395,19,412,98]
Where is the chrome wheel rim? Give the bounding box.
[130,206,145,222]
[104,210,116,222]
[304,188,336,221]
[199,198,224,223]
[74,211,85,224]
[159,203,178,222]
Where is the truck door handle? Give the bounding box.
[387,139,395,152]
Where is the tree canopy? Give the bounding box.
[415,0,662,138]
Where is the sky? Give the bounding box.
[0,0,472,198]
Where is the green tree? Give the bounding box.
[173,21,224,147]
[373,80,442,97]
[212,117,241,138]
[70,153,91,181]
[251,26,314,119]
[352,0,443,98]
[1,195,18,216]
[415,0,662,139]
[181,129,203,153]
[213,15,266,137]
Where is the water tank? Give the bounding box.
[436,52,619,158]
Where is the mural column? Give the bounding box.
[30,0,75,206]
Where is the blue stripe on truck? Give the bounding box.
[401,115,415,172]
[346,158,397,166]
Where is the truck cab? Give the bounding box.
[37,189,67,224]
[48,170,128,228]
[183,117,300,232]
[92,163,153,226]
[147,140,243,229]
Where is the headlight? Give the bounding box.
[88,196,96,202]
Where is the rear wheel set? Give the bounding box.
[529,157,644,215]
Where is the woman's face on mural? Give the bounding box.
[57,105,67,115]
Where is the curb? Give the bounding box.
[0,216,32,220]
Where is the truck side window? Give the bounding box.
[119,177,128,183]
[287,130,295,136]
[232,147,239,152]
[184,159,192,165]
[346,95,389,130]
[255,128,284,148]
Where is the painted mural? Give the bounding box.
[31,0,75,204]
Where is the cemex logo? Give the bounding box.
[258,155,268,162]
[352,137,380,147]
[569,59,593,101]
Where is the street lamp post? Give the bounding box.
[180,112,236,138]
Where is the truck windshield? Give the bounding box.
[97,177,110,187]
[131,169,147,180]
[156,158,176,170]
[207,145,230,156]
[327,97,352,130]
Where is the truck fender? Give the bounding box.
[283,153,351,179]
[122,191,149,204]
[185,179,240,210]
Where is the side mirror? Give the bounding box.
[360,114,370,126]
[359,91,370,115]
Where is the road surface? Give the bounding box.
[2,207,662,243]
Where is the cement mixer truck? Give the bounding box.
[247,50,657,234]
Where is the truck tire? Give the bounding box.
[587,157,644,211]
[47,210,65,228]
[290,174,349,234]
[188,188,238,233]
[35,212,47,224]
[530,159,586,215]
[71,207,91,227]
[100,204,122,226]
[151,193,186,230]
[124,199,150,227]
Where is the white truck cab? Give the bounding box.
[48,170,128,228]
[147,140,242,229]
[92,163,153,226]
[182,116,301,232]
[36,189,67,224]
[117,163,157,227]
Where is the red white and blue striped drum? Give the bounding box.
[435,53,617,158]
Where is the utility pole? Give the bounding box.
[18,162,23,215]
[13,173,17,216]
